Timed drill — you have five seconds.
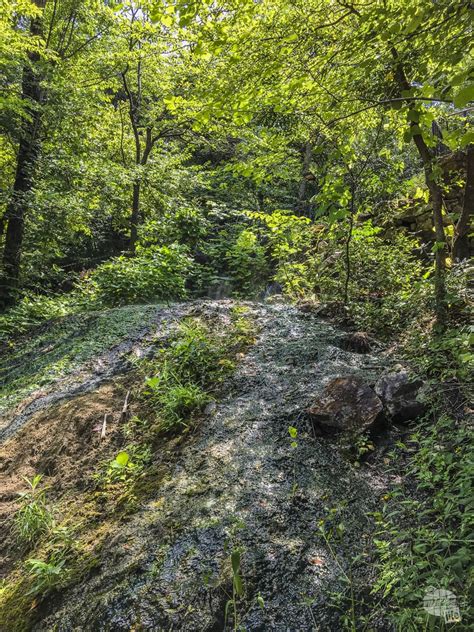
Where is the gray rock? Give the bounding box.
[307,376,383,434]
[375,365,426,423]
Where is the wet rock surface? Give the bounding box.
[23,301,397,631]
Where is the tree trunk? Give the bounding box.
[130,181,140,253]
[391,47,447,324]
[0,0,46,309]
[297,141,313,216]
[453,144,473,261]
[343,184,355,305]
[426,174,447,324]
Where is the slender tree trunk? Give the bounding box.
[343,183,355,305]
[122,62,153,254]
[453,144,473,261]
[297,141,313,216]
[0,0,46,309]
[130,180,140,253]
[411,133,447,324]
[426,173,447,323]
[392,47,447,324]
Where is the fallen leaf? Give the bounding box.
[309,557,324,566]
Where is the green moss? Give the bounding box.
[0,304,161,415]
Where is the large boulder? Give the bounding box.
[307,376,383,434]
[374,366,426,423]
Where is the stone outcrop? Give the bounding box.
[307,376,383,434]
[375,365,426,423]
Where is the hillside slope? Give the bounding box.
[1,301,403,630]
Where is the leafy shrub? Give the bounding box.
[340,224,425,334]
[224,228,269,296]
[146,379,209,431]
[86,244,191,307]
[374,413,472,630]
[401,263,473,383]
[405,324,473,383]
[141,206,210,250]
[251,211,425,335]
[14,475,54,548]
[0,293,77,340]
[247,209,313,296]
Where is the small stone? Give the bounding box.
[307,376,383,434]
[204,401,217,416]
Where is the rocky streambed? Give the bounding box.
[1,300,420,630]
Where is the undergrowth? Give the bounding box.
[14,475,54,549]
[138,307,256,435]
[373,401,473,630]
[372,285,473,631]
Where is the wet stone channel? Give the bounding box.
[7,301,394,631]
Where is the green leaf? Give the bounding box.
[407,110,420,123]
[231,549,241,574]
[460,130,474,148]
[224,599,234,625]
[288,425,298,439]
[453,84,474,108]
[145,376,160,390]
[115,451,129,467]
[405,13,423,33]
[161,14,174,28]
[403,129,413,143]
[233,571,243,595]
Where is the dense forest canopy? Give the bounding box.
[0,0,472,319]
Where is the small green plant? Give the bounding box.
[318,512,357,631]
[167,319,220,384]
[98,445,151,486]
[351,433,375,467]
[25,558,67,596]
[144,371,209,432]
[14,475,54,547]
[141,312,256,436]
[159,383,209,428]
[225,548,245,632]
[288,425,298,497]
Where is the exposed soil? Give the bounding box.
[0,381,132,577]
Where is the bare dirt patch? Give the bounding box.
[0,378,135,577]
